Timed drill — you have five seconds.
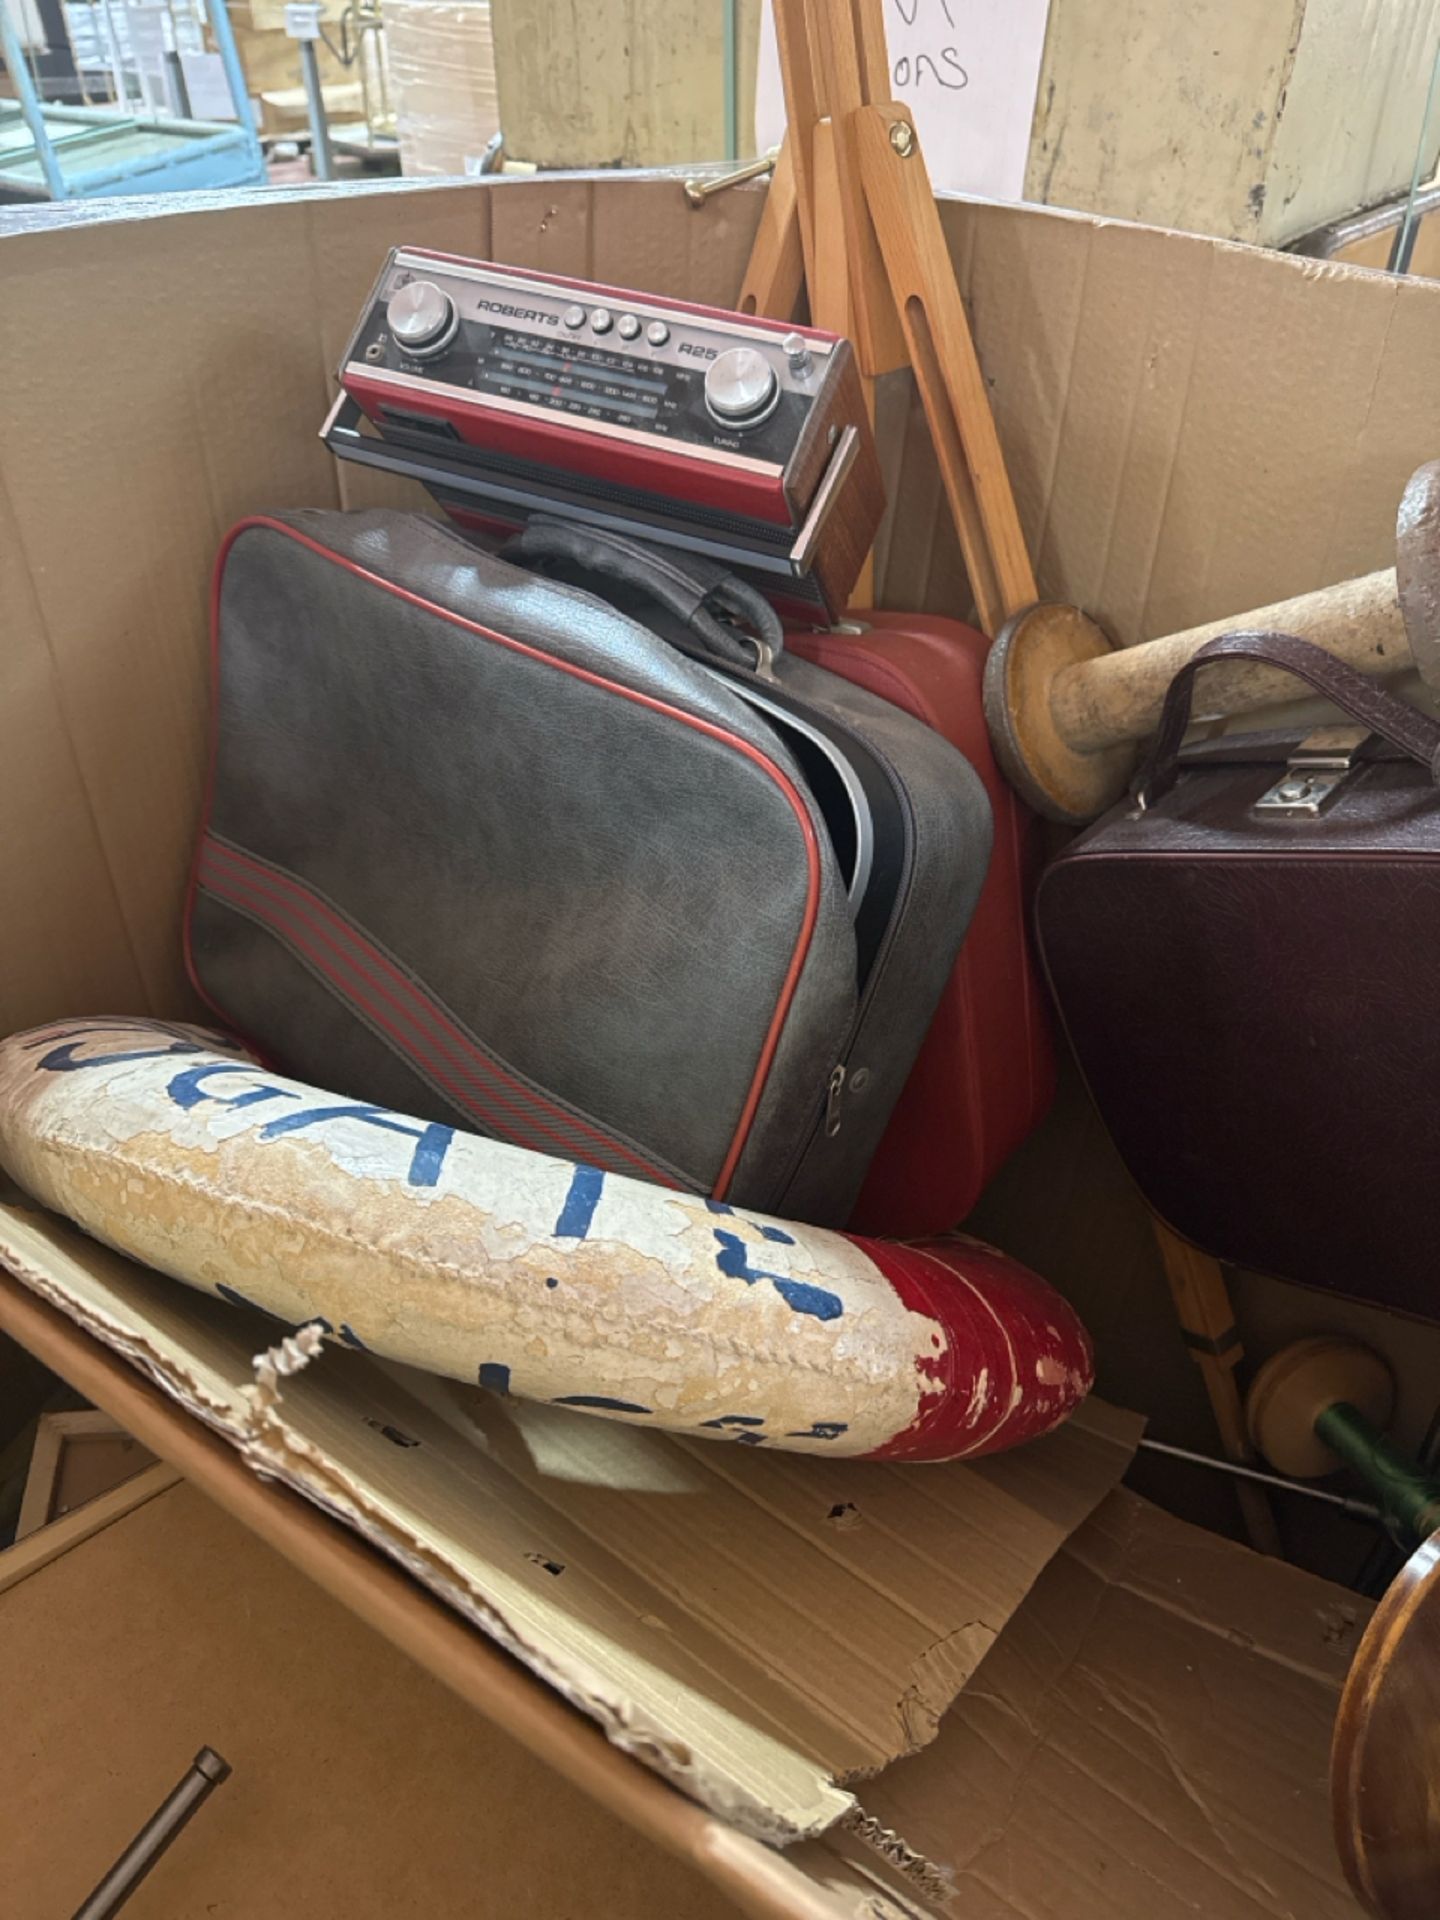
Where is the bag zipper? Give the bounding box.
[824,1063,846,1137]
[770,733,918,1197]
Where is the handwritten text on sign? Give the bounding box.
[754,0,1053,203]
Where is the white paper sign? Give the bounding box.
[283,1,323,40]
[180,50,240,121]
[754,0,1052,202]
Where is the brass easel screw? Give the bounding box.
[889,120,916,158]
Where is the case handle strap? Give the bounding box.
[1134,630,1440,808]
[502,517,783,673]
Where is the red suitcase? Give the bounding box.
[789,611,1055,1237]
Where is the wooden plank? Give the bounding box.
[14,1410,64,1540]
[853,102,1038,634]
[0,1460,181,1594]
[737,135,805,320]
[849,0,890,105]
[809,0,906,375]
[1151,1222,1283,1557]
[15,1407,152,1540]
[810,118,875,608]
[769,0,821,298]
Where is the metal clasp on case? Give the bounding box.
[1254,725,1371,815]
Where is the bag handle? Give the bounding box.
[502,517,784,673]
[1133,629,1440,808]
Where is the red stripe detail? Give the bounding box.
[201,842,673,1184]
[344,368,793,527]
[849,1236,1094,1463]
[190,517,823,1201]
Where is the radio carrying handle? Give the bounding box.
[735,0,1036,635]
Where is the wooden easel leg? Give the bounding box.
[1151,1219,1283,1556]
[737,136,805,321]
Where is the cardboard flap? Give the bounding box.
[844,1489,1371,1918]
[0,1199,1138,1847]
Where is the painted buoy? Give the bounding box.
[0,1019,1093,1460]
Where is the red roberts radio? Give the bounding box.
[322,247,885,617]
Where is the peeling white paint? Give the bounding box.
[0,1019,945,1456]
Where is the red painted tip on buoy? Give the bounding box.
[855,1236,1094,1462]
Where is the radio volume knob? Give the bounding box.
[703,346,779,428]
[386,280,458,356]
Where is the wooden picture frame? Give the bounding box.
[15,1408,162,1541]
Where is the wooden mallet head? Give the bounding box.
[983,460,1440,824]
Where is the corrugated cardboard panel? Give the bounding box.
[902,197,1440,646]
[0,1256,854,1920]
[0,1480,744,1920]
[7,179,1440,1043]
[0,1198,1138,1854]
[821,1488,1371,1919]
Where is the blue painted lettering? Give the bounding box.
[713,1228,844,1323]
[39,1039,203,1073]
[552,1394,652,1414]
[554,1164,604,1238]
[168,1062,299,1113]
[258,1103,454,1187]
[24,1019,204,1051]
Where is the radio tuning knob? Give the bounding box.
[386,279,458,357]
[782,332,812,375]
[703,346,779,428]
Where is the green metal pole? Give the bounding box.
[1315,1401,1440,1543]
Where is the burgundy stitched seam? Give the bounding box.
[198,842,682,1186]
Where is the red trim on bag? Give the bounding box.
[188,516,824,1201]
[198,841,676,1184]
[182,551,241,1038]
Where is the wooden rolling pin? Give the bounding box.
[984,460,1440,823]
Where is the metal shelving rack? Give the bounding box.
[0,0,264,200]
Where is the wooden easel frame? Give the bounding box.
[736,0,1035,633]
[738,0,1278,1555]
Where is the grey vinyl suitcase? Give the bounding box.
[187,508,991,1225]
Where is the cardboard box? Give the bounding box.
[0,1476,755,1916]
[382,0,499,177]
[3,172,1437,1914]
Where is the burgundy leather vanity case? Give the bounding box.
[1037,631,1440,1317]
